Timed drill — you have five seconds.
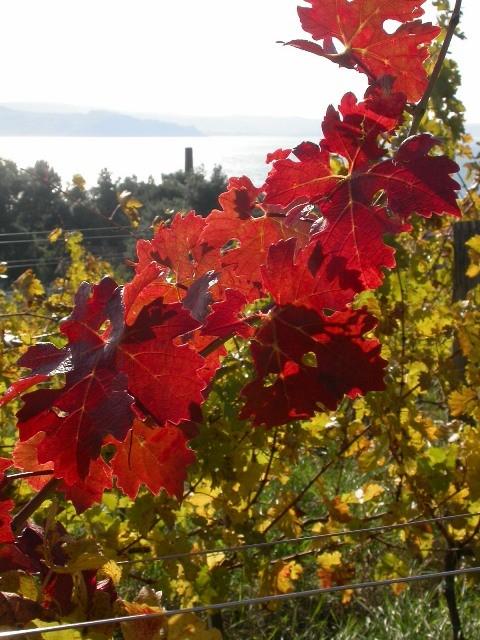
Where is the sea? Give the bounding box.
[0,136,308,187]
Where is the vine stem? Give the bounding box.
[0,313,58,323]
[262,425,372,535]
[11,477,61,536]
[409,0,463,136]
[245,428,279,510]
[5,470,54,482]
[444,547,465,640]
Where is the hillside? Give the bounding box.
[0,106,201,137]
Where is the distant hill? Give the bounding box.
[0,106,201,137]
[0,102,478,141]
[156,114,323,137]
[0,104,322,137]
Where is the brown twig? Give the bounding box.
[409,0,463,136]
[11,477,61,536]
[262,426,372,535]
[0,313,58,323]
[5,470,54,482]
[246,428,279,510]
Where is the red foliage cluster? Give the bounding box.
[0,0,459,534]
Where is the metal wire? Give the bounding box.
[117,510,480,566]
[0,227,130,238]
[0,235,131,245]
[1,566,479,637]
[2,255,127,269]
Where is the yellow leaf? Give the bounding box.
[464,429,480,499]
[13,269,45,299]
[116,589,166,640]
[466,235,480,278]
[118,190,143,228]
[48,227,63,243]
[168,613,222,639]
[391,582,408,596]
[341,588,354,605]
[30,621,83,639]
[276,561,303,593]
[53,539,106,573]
[72,173,86,190]
[449,388,478,417]
[97,560,122,586]
[206,552,226,570]
[317,551,342,571]
[361,482,385,503]
[328,497,351,523]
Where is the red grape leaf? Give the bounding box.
[0,500,14,543]
[5,278,135,483]
[182,270,218,321]
[202,289,252,339]
[241,305,386,426]
[200,179,285,300]
[62,457,113,512]
[123,261,175,326]
[369,133,461,219]
[262,237,363,311]
[12,432,111,511]
[287,0,440,101]
[3,275,209,489]
[321,88,405,169]
[263,97,459,290]
[0,341,71,407]
[108,420,195,499]
[143,211,217,287]
[0,374,49,407]
[17,371,133,485]
[189,332,227,386]
[116,301,205,426]
[0,592,51,625]
[263,140,336,208]
[266,148,292,164]
[0,460,13,543]
[0,457,12,483]
[13,433,54,491]
[264,139,406,289]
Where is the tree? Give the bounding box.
[0,164,227,283]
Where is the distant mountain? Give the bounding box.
[0,103,322,137]
[0,106,201,137]
[1,102,478,140]
[156,114,322,137]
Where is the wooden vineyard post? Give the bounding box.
[452,220,480,375]
[453,220,480,302]
[185,147,194,173]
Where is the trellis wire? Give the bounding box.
[0,227,130,237]
[118,510,480,566]
[1,566,479,638]
[1,255,127,269]
[0,234,131,245]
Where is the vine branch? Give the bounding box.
[11,477,61,536]
[409,0,463,136]
[263,426,372,535]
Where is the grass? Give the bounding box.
[219,581,480,639]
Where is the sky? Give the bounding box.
[1,0,478,123]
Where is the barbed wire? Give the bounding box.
[117,511,480,566]
[1,565,479,638]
